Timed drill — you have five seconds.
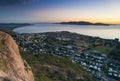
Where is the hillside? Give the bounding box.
[21,50,97,81]
[0,31,97,81]
[0,31,34,81]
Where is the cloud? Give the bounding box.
[0,0,32,6]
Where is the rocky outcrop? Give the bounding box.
[0,31,34,81]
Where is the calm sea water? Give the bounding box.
[14,23,120,40]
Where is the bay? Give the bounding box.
[14,23,120,40]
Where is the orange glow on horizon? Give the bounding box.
[54,18,120,24]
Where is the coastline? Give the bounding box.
[0,23,119,41]
[0,23,32,34]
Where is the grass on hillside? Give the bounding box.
[20,50,96,81]
[76,41,91,47]
[91,46,114,54]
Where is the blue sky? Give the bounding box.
[0,0,120,24]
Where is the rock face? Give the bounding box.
[0,31,34,81]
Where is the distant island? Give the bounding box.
[59,21,110,26]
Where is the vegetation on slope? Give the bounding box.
[108,50,120,61]
[20,50,96,81]
[91,46,114,54]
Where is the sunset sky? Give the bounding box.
[0,0,120,24]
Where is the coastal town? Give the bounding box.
[11,31,120,81]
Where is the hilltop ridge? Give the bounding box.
[59,21,110,26]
